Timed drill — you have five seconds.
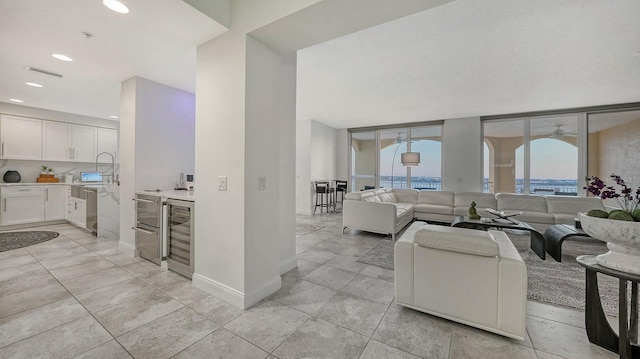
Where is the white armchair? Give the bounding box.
[394,222,527,340]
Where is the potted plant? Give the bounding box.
[41,166,48,174]
[580,173,640,274]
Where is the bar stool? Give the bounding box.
[334,180,347,211]
[313,181,334,214]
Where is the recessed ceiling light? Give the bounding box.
[109,115,119,119]
[25,82,43,88]
[9,99,24,103]
[52,54,73,62]
[631,53,640,58]
[103,0,129,14]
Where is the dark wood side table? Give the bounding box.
[451,215,546,260]
[576,255,640,359]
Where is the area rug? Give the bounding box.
[296,223,324,236]
[357,231,624,316]
[0,231,59,252]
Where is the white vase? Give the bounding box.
[578,212,640,275]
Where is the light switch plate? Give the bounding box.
[259,176,266,190]
[218,176,227,191]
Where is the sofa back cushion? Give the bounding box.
[363,194,382,202]
[454,192,497,210]
[417,191,455,206]
[496,193,547,213]
[545,196,605,214]
[379,193,397,203]
[393,189,419,203]
[414,224,499,257]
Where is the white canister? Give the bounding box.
[65,174,73,184]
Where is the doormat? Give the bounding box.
[0,231,59,252]
[296,224,324,236]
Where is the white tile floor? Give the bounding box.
[0,214,619,358]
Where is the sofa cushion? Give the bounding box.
[414,225,499,257]
[363,195,381,203]
[395,202,415,211]
[545,196,604,215]
[417,190,455,206]
[393,189,419,203]
[496,193,548,213]
[414,204,453,215]
[379,193,397,203]
[454,192,497,209]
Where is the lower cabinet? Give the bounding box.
[45,186,66,221]
[1,186,45,225]
[68,198,87,228]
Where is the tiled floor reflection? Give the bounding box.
[0,215,618,358]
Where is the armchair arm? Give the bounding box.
[343,200,398,235]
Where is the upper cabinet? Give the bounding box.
[0,115,117,163]
[0,115,42,160]
[71,124,97,162]
[97,128,118,163]
[43,121,72,161]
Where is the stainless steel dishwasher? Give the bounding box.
[165,198,195,278]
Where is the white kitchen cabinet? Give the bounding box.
[71,124,97,162]
[0,115,42,160]
[44,186,66,221]
[1,186,45,225]
[68,198,86,228]
[96,128,118,163]
[43,121,72,161]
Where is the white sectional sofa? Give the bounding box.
[342,188,605,238]
[395,222,528,340]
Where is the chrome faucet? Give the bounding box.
[96,152,115,184]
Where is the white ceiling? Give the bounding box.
[1,0,638,128]
[0,0,226,120]
[297,0,640,129]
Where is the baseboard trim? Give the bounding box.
[280,256,298,275]
[118,240,136,257]
[296,208,312,215]
[244,275,281,308]
[192,273,282,310]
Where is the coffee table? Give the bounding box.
[544,224,593,262]
[451,215,546,260]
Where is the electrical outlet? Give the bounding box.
[259,176,266,190]
[218,176,227,191]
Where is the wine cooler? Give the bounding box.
[165,199,195,278]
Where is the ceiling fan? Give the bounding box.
[549,125,577,139]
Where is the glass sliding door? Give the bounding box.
[483,119,524,193]
[483,114,580,195]
[529,115,579,195]
[379,129,408,189]
[409,125,442,190]
[350,131,377,191]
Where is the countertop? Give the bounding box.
[0,182,119,188]
[136,189,195,201]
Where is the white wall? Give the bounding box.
[442,117,483,192]
[194,30,295,309]
[133,78,196,191]
[336,128,349,181]
[118,77,196,254]
[295,119,311,214]
[295,119,342,214]
[278,53,297,274]
[194,30,249,303]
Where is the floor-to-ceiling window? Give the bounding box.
[350,123,442,190]
[483,114,580,195]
